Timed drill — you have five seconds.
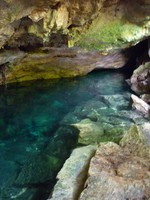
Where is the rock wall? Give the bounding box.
[0,0,149,50]
[0,0,149,84]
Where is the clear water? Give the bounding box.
[0,70,130,200]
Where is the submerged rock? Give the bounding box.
[15,125,79,186]
[15,154,61,185]
[62,93,137,144]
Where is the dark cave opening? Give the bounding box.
[122,37,150,76]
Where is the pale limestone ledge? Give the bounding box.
[48,145,97,200]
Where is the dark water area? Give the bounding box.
[0,70,130,200]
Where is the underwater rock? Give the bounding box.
[15,125,79,186]
[45,125,79,157]
[49,145,97,200]
[15,154,61,185]
[62,93,136,143]
[131,62,150,95]
[79,141,150,200]
[99,94,130,110]
[0,163,38,200]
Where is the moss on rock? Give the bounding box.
[76,10,150,51]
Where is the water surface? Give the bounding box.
[0,70,129,199]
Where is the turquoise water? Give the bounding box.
[0,70,129,199]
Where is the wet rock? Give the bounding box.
[131,94,150,117]
[0,169,38,200]
[15,125,79,186]
[0,25,15,48]
[0,49,26,66]
[1,48,131,84]
[61,93,136,144]
[79,141,150,200]
[99,94,130,110]
[76,2,150,51]
[131,62,150,95]
[141,93,150,104]
[120,123,150,159]
[45,125,79,158]
[73,118,104,145]
[15,154,61,185]
[49,145,97,200]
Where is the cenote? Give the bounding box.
[0,69,131,200]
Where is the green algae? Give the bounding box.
[75,14,149,51]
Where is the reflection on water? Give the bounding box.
[0,70,129,199]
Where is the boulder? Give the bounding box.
[49,145,97,200]
[131,62,150,95]
[15,154,61,185]
[120,123,150,159]
[141,93,150,104]
[73,118,104,145]
[62,93,137,144]
[80,141,150,200]
[131,94,150,117]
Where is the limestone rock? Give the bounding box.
[62,93,140,144]
[99,94,130,110]
[0,0,149,84]
[79,142,150,200]
[141,93,150,103]
[131,62,150,95]
[0,25,14,48]
[120,123,150,159]
[0,0,149,51]
[2,48,130,84]
[73,118,104,145]
[131,94,150,117]
[76,2,150,51]
[15,154,61,185]
[0,49,26,66]
[49,145,97,200]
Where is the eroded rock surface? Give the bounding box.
[0,0,149,50]
[131,62,150,95]
[49,145,97,200]
[0,0,149,84]
[131,94,150,117]
[80,140,150,200]
[2,48,130,84]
